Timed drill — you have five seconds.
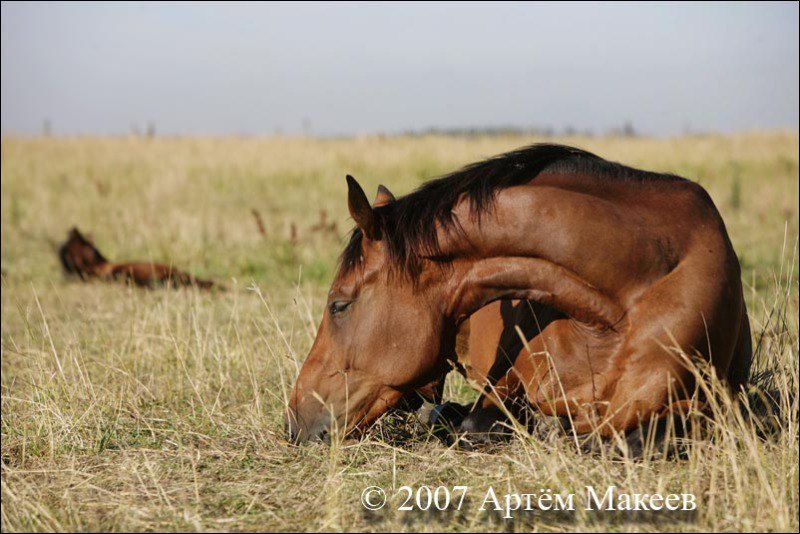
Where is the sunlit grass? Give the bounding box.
[1,132,797,531]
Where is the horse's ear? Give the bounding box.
[373,184,396,207]
[346,175,379,240]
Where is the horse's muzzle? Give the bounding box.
[285,410,331,444]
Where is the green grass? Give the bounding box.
[1,132,798,532]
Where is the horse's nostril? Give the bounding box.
[285,416,303,443]
[285,421,295,442]
[285,412,331,444]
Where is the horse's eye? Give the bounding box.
[329,300,352,316]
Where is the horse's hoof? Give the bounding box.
[418,401,470,428]
[456,405,513,446]
[417,402,473,445]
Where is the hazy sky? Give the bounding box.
[1,1,798,136]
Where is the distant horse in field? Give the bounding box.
[285,144,752,452]
[58,227,216,289]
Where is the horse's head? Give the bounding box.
[58,227,108,277]
[286,176,455,443]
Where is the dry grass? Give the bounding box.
[1,132,798,532]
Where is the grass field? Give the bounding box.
[1,132,798,532]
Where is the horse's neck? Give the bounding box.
[442,183,627,330]
[447,255,625,330]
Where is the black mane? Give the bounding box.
[340,143,685,279]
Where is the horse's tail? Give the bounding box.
[169,270,223,291]
[194,277,225,291]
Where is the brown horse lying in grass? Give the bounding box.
[58,227,216,289]
[286,144,752,453]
